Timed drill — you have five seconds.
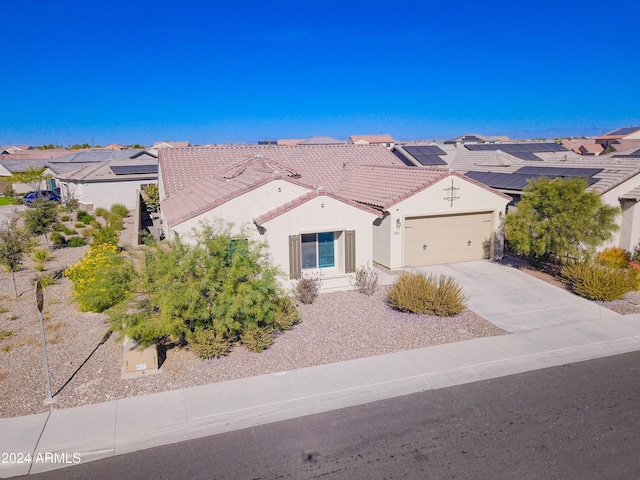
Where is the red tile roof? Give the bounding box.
[159,144,405,197]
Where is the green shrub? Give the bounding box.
[110,217,124,231]
[60,215,71,222]
[67,236,87,247]
[95,207,109,218]
[110,203,129,219]
[52,223,65,232]
[294,271,322,304]
[597,247,630,269]
[89,223,119,246]
[74,222,85,229]
[189,328,232,359]
[352,263,379,296]
[388,272,467,316]
[33,261,46,272]
[64,243,134,312]
[562,262,637,301]
[77,210,95,224]
[240,326,274,353]
[51,232,66,246]
[31,248,53,263]
[273,296,299,330]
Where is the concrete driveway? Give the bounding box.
[409,260,619,332]
[0,203,26,223]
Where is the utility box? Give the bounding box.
[122,338,161,378]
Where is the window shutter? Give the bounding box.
[345,230,356,273]
[289,234,301,279]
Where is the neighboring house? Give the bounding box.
[56,159,158,210]
[347,134,395,148]
[159,144,509,290]
[394,141,640,252]
[102,144,128,150]
[297,136,344,145]
[276,139,305,146]
[596,127,640,147]
[443,134,509,145]
[0,159,54,193]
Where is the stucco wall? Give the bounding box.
[259,194,378,285]
[377,175,509,269]
[60,179,157,210]
[166,180,311,242]
[599,174,640,251]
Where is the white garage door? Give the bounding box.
[404,212,492,266]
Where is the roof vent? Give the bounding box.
[317,186,325,191]
[255,154,263,159]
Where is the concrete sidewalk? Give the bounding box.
[2,311,640,478]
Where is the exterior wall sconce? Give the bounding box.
[396,218,401,230]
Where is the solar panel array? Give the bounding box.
[612,148,640,158]
[515,166,603,177]
[392,149,416,166]
[608,127,639,136]
[465,166,601,191]
[464,142,568,161]
[110,164,158,175]
[402,146,448,166]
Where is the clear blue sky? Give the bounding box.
[1,0,639,146]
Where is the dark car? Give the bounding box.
[22,190,62,206]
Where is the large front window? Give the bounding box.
[301,232,335,269]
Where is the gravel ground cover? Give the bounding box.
[0,212,507,417]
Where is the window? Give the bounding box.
[301,232,334,269]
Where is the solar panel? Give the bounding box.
[465,143,567,154]
[608,127,638,136]
[403,146,448,166]
[110,164,158,175]
[465,170,600,191]
[515,166,602,177]
[393,150,415,166]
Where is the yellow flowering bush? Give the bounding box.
[64,244,134,312]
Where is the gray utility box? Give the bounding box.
[122,337,161,378]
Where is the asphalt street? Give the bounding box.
[23,351,640,480]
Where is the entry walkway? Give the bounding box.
[1,262,639,478]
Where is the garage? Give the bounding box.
[403,212,492,266]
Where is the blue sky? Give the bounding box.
[1,0,639,146]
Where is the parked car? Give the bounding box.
[22,190,62,206]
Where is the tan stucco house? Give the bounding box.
[158,144,510,290]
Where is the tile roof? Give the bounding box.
[298,136,344,145]
[56,158,158,182]
[0,150,73,161]
[276,139,305,146]
[161,169,311,228]
[336,165,509,209]
[159,144,405,198]
[253,188,382,226]
[348,134,395,144]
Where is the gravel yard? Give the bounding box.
[0,224,506,418]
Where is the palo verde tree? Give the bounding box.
[10,166,52,194]
[505,177,620,265]
[109,220,298,358]
[0,217,34,297]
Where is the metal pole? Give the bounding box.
[36,280,56,404]
[38,310,55,403]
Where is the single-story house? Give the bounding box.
[159,144,510,290]
[348,134,396,148]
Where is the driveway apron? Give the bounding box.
[408,260,619,332]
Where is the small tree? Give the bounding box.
[0,218,34,297]
[505,177,620,265]
[10,166,52,194]
[23,200,59,246]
